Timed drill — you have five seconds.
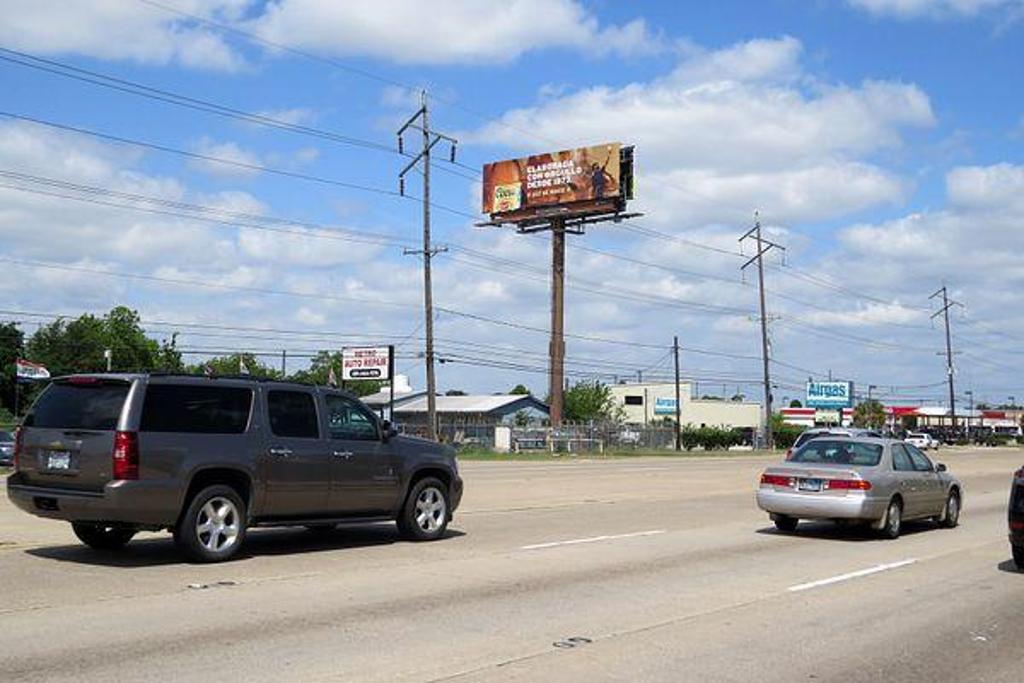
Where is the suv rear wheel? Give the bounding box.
[397,477,450,541]
[72,522,136,550]
[174,485,247,563]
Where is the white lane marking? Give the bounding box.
[520,529,666,551]
[787,559,917,592]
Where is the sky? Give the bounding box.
[0,0,1022,407]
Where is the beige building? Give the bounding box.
[609,382,761,429]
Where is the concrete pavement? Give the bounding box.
[1,448,1022,681]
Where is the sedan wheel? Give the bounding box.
[881,499,902,539]
[939,492,960,528]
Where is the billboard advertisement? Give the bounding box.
[15,359,50,382]
[806,381,854,409]
[341,346,393,381]
[482,143,627,220]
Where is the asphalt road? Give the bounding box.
[1,448,1022,682]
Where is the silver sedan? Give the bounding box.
[756,437,962,538]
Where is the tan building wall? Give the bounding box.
[609,382,761,429]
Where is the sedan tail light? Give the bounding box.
[825,478,872,491]
[112,431,139,480]
[1015,468,1024,480]
[760,473,794,487]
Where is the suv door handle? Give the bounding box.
[333,450,354,459]
[268,447,293,458]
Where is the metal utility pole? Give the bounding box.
[398,90,457,442]
[673,335,682,451]
[740,213,785,450]
[930,286,962,433]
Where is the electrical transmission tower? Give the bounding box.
[739,212,785,450]
[397,90,457,442]
[930,285,963,433]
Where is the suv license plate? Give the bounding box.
[47,451,71,471]
[798,478,822,492]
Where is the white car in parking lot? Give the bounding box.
[905,432,938,450]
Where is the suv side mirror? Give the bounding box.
[381,420,399,441]
[936,463,947,473]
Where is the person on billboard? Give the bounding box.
[589,148,616,199]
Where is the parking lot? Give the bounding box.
[2,448,1023,682]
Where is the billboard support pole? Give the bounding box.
[549,216,566,428]
[740,213,785,450]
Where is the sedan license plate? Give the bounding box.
[798,478,823,492]
[47,451,72,471]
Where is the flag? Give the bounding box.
[327,365,338,387]
[15,359,50,382]
[239,356,250,375]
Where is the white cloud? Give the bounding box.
[946,163,1024,211]
[468,37,934,225]
[249,0,664,65]
[0,0,248,71]
[190,138,263,177]
[848,0,1022,18]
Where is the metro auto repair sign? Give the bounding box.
[806,381,854,409]
[341,346,392,381]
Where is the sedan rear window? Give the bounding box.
[790,440,883,467]
[24,381,130,431]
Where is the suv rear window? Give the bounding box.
[24,380,129,431]
[141,385,253,434]
[791,439,883,467]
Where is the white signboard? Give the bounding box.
[15,359,50,381]
[654,397,678,415]
[341,346,392,381]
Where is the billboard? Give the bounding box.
[806,381,854,409]
[482,143,631,220]
[341,346,392,381]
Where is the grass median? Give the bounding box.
[455,447,778,461]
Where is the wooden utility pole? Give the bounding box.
[740,213,784,450]
[673,335,682,451]
[549,216,566,426]
[398,90,456,442]
[930,285,962,432]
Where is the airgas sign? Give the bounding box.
[806,381,854,409]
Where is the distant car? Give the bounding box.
[905,432,938,450]
[1010,467,1024,569]
[786,427,883,459]
[757,437,962,538]
[0,431,13,467]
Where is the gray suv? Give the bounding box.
[7,374,463,562]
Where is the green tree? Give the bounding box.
[445,389,467,396]
[26,307,160,375]
[563,380,622,423]
[156,333,185,373]
[853,399,886,429]
[191,353,280,379]
[0,322,24,415]
[509,384,530,395]
[789,399,803,408]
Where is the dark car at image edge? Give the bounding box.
[6,374,462,562]
[1010,466,1024,569]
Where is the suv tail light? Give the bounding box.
[825,478,872,491]
[13,425,23,471]
[1015,468,1024,480]
[760,473,793,487]
[784,448,793,460]
[112,431,139,480]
